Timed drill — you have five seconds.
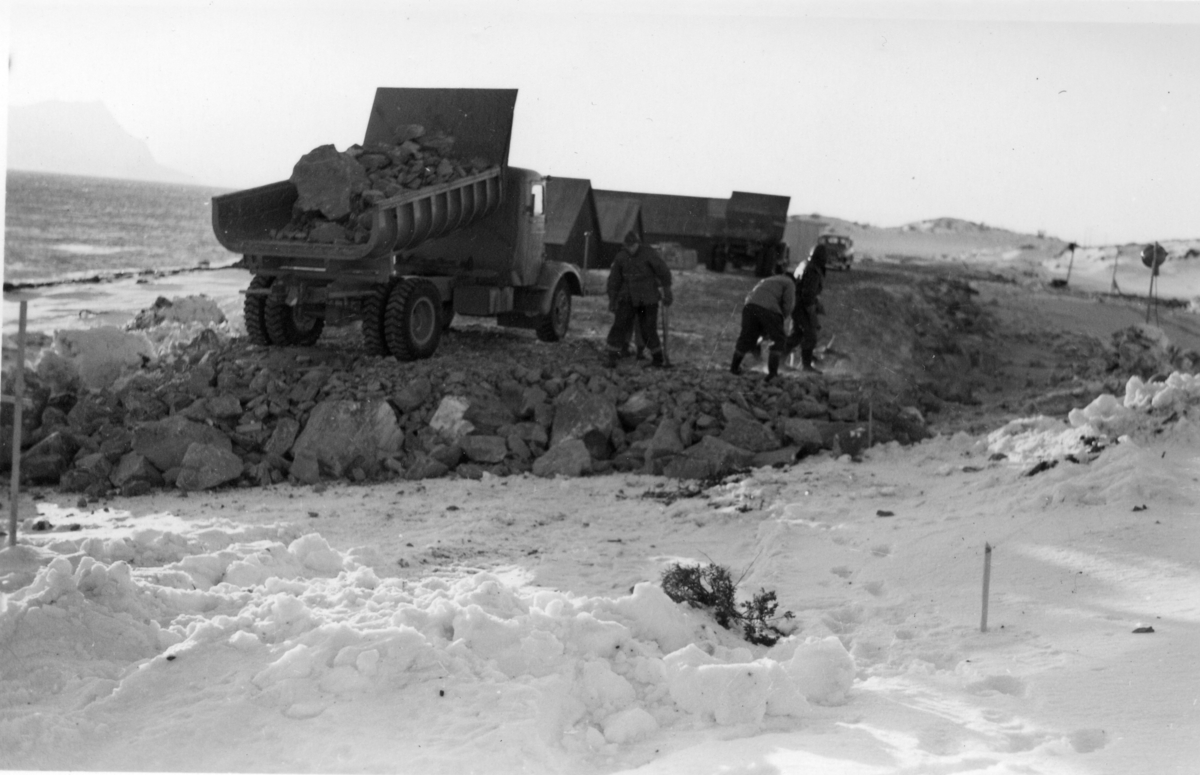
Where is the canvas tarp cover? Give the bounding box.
[596,197,643,244]
[545,177,593,246]
[594,190,718,238]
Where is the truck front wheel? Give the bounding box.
[244,275,273,346]
[385,278,442,360]
[536,278,572,342]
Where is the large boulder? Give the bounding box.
[644,417,685,474]
[618,391,659,429]
[132,415,233,472]
[461,435,507,464]
[110,452,165,489]
[263,417,301,459]
[719,415,780,453]
[290,144,370,220]
[550,384,619,459]
[20,430,81,485]
[392,378,432,413]
[175,442,244,491]
[463,396,516,435]
[290,398,403,478]
[532,438,592,478]
[663,435,755,480]
[780,418,824,455]
[429,396,474,443]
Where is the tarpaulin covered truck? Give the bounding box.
[211,88,582,360]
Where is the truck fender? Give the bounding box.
[533,261,584,314]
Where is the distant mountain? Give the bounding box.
[7,101,195,185]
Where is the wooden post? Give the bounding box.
[8,301,28,548]
[980,542,993,632]
[867,392,874,448]
[1146,263,1156,324]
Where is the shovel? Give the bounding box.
[660,302,672,367]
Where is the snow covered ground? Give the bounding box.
[2,371,1199,773]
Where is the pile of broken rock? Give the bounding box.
[276,125,493,245]
[3,331,929,499]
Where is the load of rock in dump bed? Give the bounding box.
[274,123,494,245]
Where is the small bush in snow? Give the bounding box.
[660,562,794,647]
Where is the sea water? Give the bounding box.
[3,170,238,286]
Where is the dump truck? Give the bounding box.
[211,88,582,359]
[707,191,791,277]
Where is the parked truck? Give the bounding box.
[707,191,791,277]
[211,88,582,359]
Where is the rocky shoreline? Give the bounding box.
[4,323,930,500]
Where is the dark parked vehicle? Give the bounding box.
[818,234,855,271]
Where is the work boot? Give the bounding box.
[650,350,666,368]
[767,352,781,379]
[801,348,821,374]
[730,352,745,375]
[603,349,619,368]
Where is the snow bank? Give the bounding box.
[50,327,154,391]
[0,521,854,765]
[987,371,1200,464]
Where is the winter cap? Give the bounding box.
[623,231,640,247]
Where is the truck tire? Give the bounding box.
[708,248,727,273]
[361,280,395,357]
[244,275,272,346]
[535,278,572,342]
[265,294,325,346]
[385,278,442,360]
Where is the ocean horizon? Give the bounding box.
[4,169,240,287]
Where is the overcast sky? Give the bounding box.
[5,0,1199,244]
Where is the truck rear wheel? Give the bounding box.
[265,294,325,346]
[536,278,572,342]
[361,280,395,357]
[385,278,442,360]
[708,247,727,273]
[244,275,272,346]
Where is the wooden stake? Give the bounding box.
[869,394,874,447]
[8,301,28,548]
[980,542,993,632]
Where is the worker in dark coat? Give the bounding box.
[731,261,795,380]
[788,243,827,373]
[605,231,673,368]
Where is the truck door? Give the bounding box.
[510,176,546,287]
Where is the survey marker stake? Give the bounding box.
[981,542,993,633]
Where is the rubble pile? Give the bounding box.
[275,124,493,245]
[2,332,929,499]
